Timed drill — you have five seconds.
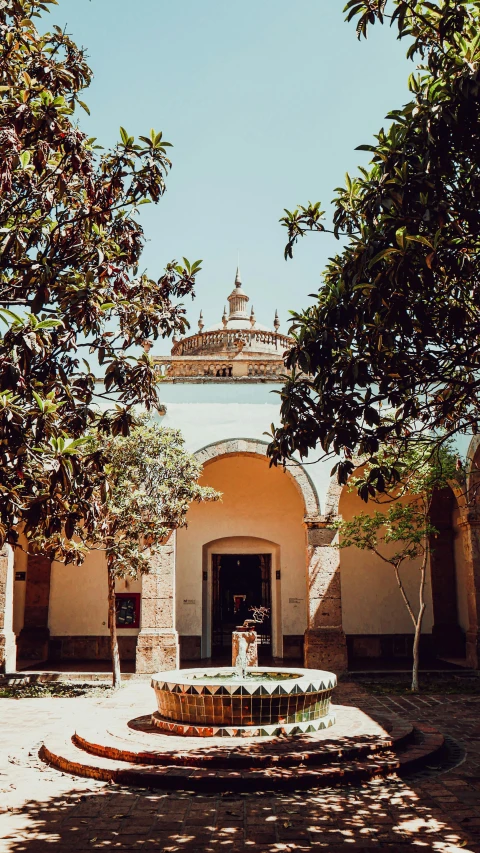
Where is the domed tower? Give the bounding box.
[155,267,293,380]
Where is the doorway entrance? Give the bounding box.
[211,554,272,658]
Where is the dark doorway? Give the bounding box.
[212,554,271,659]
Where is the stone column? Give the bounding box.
[0,545,16,673]
[135,534,179,674]
[304,521,348,673]
[17,553,51,661]
[458,512,480,669]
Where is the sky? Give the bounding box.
[45,0,412,354]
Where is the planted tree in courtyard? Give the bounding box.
[337,441,458,692]
[88,419,219,688]
[268,1,480,495]
[0,0,201,560]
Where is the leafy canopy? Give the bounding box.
[87,419,219,577]
[268,1,480,492]
[0,1,201,555]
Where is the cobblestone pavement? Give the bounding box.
[1,680,480,852]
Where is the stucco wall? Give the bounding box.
[176,453,307,655]
[153,382,332,508]
[48,551,141,637]
[339,487,435,635]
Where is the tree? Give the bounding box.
[268,1,480,494]
[0,0,201,560]
[87,419,219,688]
[336,440,458,692]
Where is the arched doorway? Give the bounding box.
[175,443,314,662]
[204,537,279,661]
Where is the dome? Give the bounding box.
[170,265,290,358]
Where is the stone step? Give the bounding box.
[39,736,400,791]
[39,710,442,791]
[396,722,445,775]
[72,720,410,769]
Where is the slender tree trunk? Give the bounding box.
[411,552,427,693]
[107,558,121,690]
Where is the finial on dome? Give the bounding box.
[222,306,228,328]
[235,264,241,288]
[274,309,280,332]
[250,305,256,327]
[198,310,204,332]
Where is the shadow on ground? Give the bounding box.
[3,775,476,852]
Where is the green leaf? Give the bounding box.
[19,151,31,169]
[32,391,45,412]
[368,247,401,268]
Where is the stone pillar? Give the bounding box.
[17,553,52,661]
[135,534,179,674]
[304,521,348,673]
[458,512,480,669]
[232,630,258,668]
[0,545,16,673]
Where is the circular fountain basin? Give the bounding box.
[151,666,337,737]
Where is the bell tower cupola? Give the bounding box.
[227,266,250,321]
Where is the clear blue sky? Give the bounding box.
[46,0,411,354]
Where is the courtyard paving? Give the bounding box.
[1,679,480,852]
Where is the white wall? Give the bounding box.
[339,487,434,635]
[153,382,330,511]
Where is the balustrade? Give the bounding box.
[171,329,292,356]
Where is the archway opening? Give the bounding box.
[211,553,272,660]
[176,450,308,663]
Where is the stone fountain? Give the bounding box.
[151,608,337,737]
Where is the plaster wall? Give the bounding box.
[152,382,332,507]
[176,453,307,654]
[339,487,435,635]
[48,551,141,637]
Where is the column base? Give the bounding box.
[0,630,16,674]
[304,628,348,673]
[135,630,179,674]
[466,630,480,670]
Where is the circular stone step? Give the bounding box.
[39,736,400,792]
[72,704,401,768]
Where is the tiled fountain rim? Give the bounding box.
[151,666,337,697]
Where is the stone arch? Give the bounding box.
[324,468,467,521]
[194,438,321,520]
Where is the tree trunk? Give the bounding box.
[411,553,427,693]
[107,559,121,690]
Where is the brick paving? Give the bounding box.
[1,679,480,852]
